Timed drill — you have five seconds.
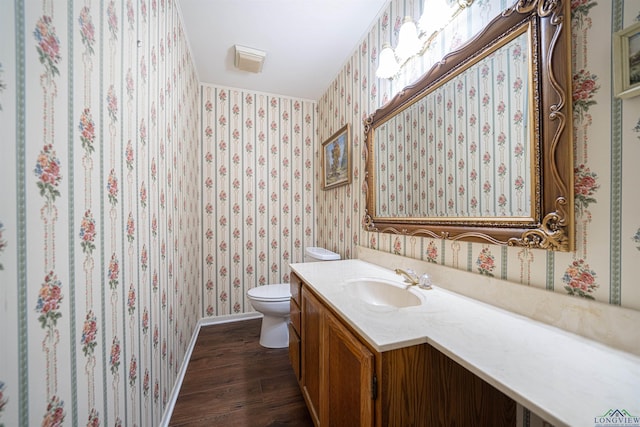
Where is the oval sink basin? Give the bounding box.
[345,278,422,308]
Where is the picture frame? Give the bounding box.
[613,21,640,99]
[321,123,351,190]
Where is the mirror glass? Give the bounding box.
[375,31,531,219]
[364,2,574,251]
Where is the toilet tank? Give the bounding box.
[304,247,340,262]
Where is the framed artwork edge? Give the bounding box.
[613,21,640,99]
[321,123,352,190]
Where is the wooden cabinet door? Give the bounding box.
[301,287,323,426]
[322,310,375,427]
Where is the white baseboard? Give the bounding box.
[159,312,264,426]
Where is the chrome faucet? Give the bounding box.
[395,268,433,289]
[394,268,419,285]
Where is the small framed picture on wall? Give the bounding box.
[614,21,640,99]
[321,124,351,190]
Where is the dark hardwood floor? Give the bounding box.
[169,318,314,427]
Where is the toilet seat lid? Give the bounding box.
[247,283,291,301]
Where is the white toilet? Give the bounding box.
[247,247,340,348]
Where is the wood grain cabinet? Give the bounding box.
[289,272,516,427]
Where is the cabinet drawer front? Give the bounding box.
[290,300,301,334]
[290,274,302,305]
[288,323,301,381]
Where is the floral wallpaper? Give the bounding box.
[0,0,200,425]
[316,0,640,425]
[200,85,316,317]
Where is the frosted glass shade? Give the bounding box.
[419,0,453,36]
[395,17,421,62]
[376,44,400,79]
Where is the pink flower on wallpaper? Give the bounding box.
[232,227,240,239]
[78,108,96,153]
[127,284,136,315]
[481,64,490,79]
[476,247,496,276]
[126,213,135,243]
[204,100,213,112]
[496,70,505,85]
[482,122,491,136]
[426,241,438,263]
[458,185,465,197]
[139,181,147,208]
[78,6,95,54]
[34,16,61,77]
[106,1,118,39]
[219,241,227,253]
[483,181,492,194]
[35,144,62,203]
[245,239,254,251]
[109,336,121,374]
[141,244,148,271]
[218,140,227,151]
[204,177,213,189]
[143,368,150,397]
[514,176,525,191]
[129,354,137,387]
[81,310,98,356]
[497,163,507,177]
[468,86,476,99]
[142,307,149,334]
[573,69,599,120]
[219,216,227,227]
[108,253,119,289]
[470,196,478,210]
[42,395,65,427]
[574,164,599,215]
[498,194,507,208]
[79,210,96,254]
[512,77,523,93]
[219,291,228,303]
[87,408,99,427]
[512,110,524,125]
[125,140,134,171]
[482,151,491,165]
[36,271,63,329]
[563,259,598,299]
[218,115,227,127]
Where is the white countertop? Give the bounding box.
[289,259,640,427]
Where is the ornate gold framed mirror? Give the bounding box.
[363,0,574,251]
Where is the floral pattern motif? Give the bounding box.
[79,210,96,254]
[42,395,65,427]
[34,16,62,77]
[574,164,599,216]
[572,69,599,121]
[35,271,63,329]
[563,259,598,299]
[34,144,62,203]
[476,247,495,276]
[78,108,96,153]
[81,310,98,356]
[78,6,96,55]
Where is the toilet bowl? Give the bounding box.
[247,247,340,348]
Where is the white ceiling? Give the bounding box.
[177,0,390,101]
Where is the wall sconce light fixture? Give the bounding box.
[376,0,474,80]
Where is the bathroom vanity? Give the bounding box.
[288,258,640,427]
[289,262,515,426]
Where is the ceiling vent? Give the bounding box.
[234,45,266,73]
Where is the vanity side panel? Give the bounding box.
[301,286,323,426]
